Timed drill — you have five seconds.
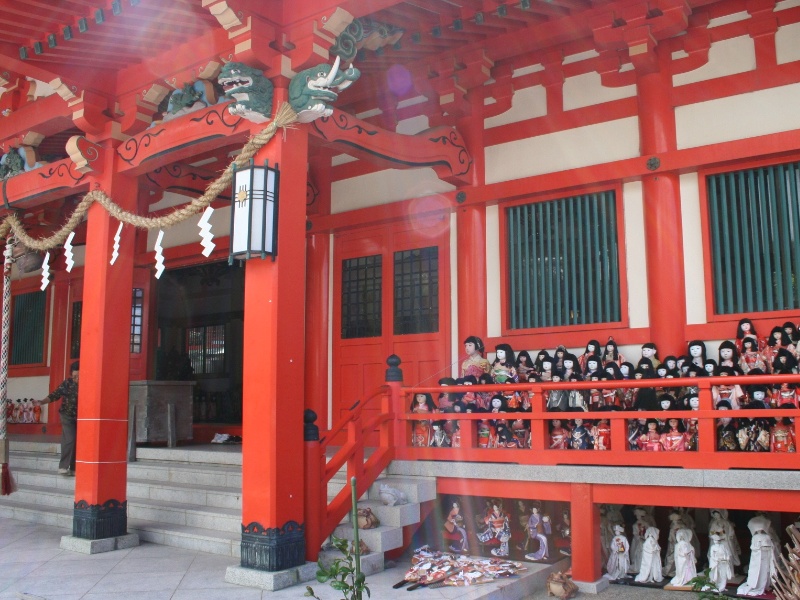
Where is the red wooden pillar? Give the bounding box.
[456,205,487,347]
[637,55,687,358]
[239,88,310,571]
[569,482,601,583]
[73,167,136,539]
[304,231,329,422]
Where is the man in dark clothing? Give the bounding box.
[36,361,79,475]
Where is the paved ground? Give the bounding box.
[1,516,698,600]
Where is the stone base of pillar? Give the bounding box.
[574,577,611,594]
[225,562,318,591]
[73,499,128,540]
[60,533,139,555]
[240,520,305,572]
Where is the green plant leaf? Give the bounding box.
[330,580,349,591]
[316,573,331,584]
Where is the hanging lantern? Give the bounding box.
[229,159,280,261]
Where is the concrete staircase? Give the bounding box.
[0,439,435,570]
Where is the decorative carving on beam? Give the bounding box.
[311,109,472,186]
[288,8,355,72]
[0,157,89,211]
[49,78,109,135]
[591,0,691,75]
[119,83,171,136]
[66,136,104,174]
[144,164,229,201]
[116,102,249,175]
[330,18,404,62]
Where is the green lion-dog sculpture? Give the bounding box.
[289,56,360,123]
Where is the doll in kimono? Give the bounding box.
[549,417,570,449]
[491,344,517,383]
[410,393,436,447]
[739,336,768,374]
[635,527,663,583]
[604,524,630,580]
[569,418,594,449]
[461,335,491,379]
[579,339,601,374]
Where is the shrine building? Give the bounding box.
[1,0,800,594]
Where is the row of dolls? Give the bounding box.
[442,498,570,561]
[603,506,776,596]
[460,318,800,386]
[4,398,42,424]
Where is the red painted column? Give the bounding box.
[304,231,329,422]
[456,205,487,346]
[73,165,136,539]
[239,88,310,571]
[637,54,687,358]
[569,482,601,583]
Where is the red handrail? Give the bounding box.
[395,373,800,470]
[305,383,397,561]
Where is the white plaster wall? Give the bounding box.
[676,82,800,149]
[396,114,429,135]
[680,173,707,325]
[146,204,231,251]
[484,86,547,129]
[776,22,800,64]
[485,204,501,338]
[622,181,649,329]
[8,375,50,400]
[563,72,636,111]
[485,117,640,185]
[673,36,755,87]
[331,168,455,214]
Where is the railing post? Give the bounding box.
[570,482,602,586]
[529,384,545,451]
[304,409,322,562]
[386,355,404,453]
[697,380,716,455]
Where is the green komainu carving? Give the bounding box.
[289,56,360,123]
[218,63,274,124]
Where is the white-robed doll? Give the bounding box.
[709,508,741,568]
[604,524,631,581]
[629,507,655,573]
[708,531,734,592]
[635,527,663,584]
[737,516,776,596]
[668,528,697,587]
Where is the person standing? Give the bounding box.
[35,362,79,475]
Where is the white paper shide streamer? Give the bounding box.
[154,230,165,279]
[110,222,123,265]
[40,252,51,291]
[198,206,215,257]
[63,231,75,272]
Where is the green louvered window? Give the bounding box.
[507,191,621,329]
[11,291,46,365]
[707,161,800,314]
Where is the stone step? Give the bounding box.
[332,522,403,554]
[127,460,242,488]
[128,519,241,557]
[355,499,421,528]
[318,547,385,576]
[368,476,437,504]
[127,478,241,510]
[126,498,241,533]
[0,497,73,530]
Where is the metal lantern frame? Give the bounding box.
[229,159,280,262]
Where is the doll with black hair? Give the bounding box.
[460,375,478,410]
[600,374,621,408]
[602,337,625,366]
[587,372,603,410]
[430,419,451,447]
[657,394,677,429]
[661,417,688,451]
[569,417,594,449]
[628,417,648,450]
[770,403,796,452]
[735,405,771,452]
[534,349,552,376]
[772,381,799,408]
[735,317,765,353]
[511,417,530,448]
[716,400,739,451]
[677,355,691,376]
[437,377,457,410]
[712,367,743,409]
[410,392,437,447]
[784,321,800,345]
[549,416,571,449]
[475,373,494,411]
[703,359,718,376]
[619,362,636,408]
[772,347,798,374]
[765,326,796,371]
[491,343,518,383]
[739,336,768,374]
[553,345,568,374]
[579,340,602,374]
[717,340,742,373]
[747,385,772,409]
[636,357,655,374]
[583,355,602,379]
[663,355,678,372]
[592,414,612,450]
[687,340,707,369]
[641,342,661,370]
[632,369,660,411]
[637,419,663,451]
[461,335,491,379]
[567,373,587,411]
[516,350,535,380]
[604,362,624,380]
[546,373,570,411]
[561,353,581,381]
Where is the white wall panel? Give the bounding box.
[622,181,649,329]
[680,173,707,325]
[673,36,755,87]
[485,204,501,338]
[563,72,636,111]
[777,22,800,64]
[484,86,547,129]
[485,117,640,185]
[676,82,800,149]
[331,168,454,214]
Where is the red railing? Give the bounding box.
[304,379,398,561]
[394,373,800,471]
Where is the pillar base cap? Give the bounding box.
[573,576,610,594]
[225,562,318,591]
[60,533,139,555]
